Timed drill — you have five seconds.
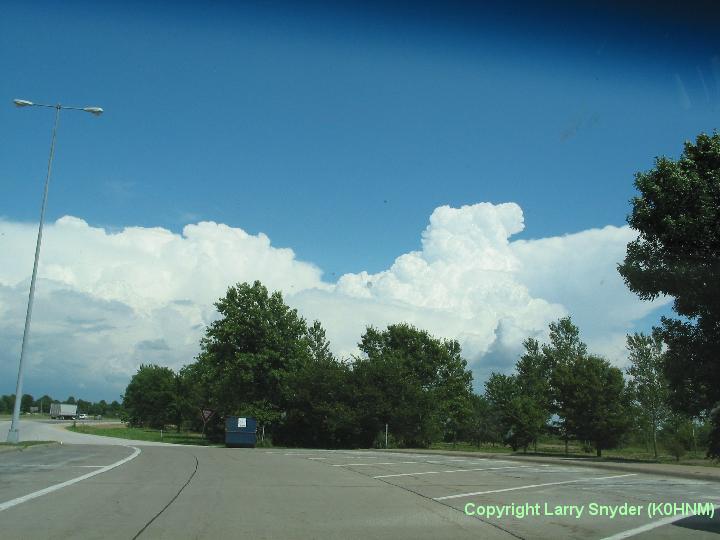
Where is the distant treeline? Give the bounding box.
[122,282,713,459]
[0,394,123,418]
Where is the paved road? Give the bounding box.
[0,420,182,446]
[1,424,719,539]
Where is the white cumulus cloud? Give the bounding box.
[0,202,669,400]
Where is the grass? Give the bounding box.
[0,440,56,451]
[430,441,513,454]
[68,423,221,446]
[429,439,719,467]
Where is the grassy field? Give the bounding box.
[68,424,220,446]
[430,439,717,467]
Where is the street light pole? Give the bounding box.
[6,100,103,444]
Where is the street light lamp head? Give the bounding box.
[83,107,103,116]
[13,99,33,107]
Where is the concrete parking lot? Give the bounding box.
[1,424,719,539]
[271,449,720,539]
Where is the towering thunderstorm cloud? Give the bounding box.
[0,202,668,398]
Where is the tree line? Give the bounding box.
[482,317,709,459]
[123,132,720,459]
[0,393,123,417]
[123,281,475,448]
[122,282,710,459]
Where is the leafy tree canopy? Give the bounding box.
[123,364,176,429]
[191,281,311,425]
[619,132,720,416]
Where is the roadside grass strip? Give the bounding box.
[433,473,637,501]
[599,502,720,540]
[374,464,543,479]
[0,446,141,512]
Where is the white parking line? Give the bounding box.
[375,465,540,479]
[333,461,419,467]
[434,473,637,501]
[425,459,488,464]
[600,503,720,540]
[0,446,141,512]
[308,457,327,460]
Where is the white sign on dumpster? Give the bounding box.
[238,417,247,428]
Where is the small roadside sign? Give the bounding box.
[238,417,247,428]
[201,409,214,421]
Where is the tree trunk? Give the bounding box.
[564,437,568,455]
[652,426,658,459]
[596,447,602,458]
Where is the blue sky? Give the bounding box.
[2,0,716,276]
[0,1,718,400]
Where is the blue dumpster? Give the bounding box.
[225,416,257,447]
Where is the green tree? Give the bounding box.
[542,317,587,370]
[541,317,588,453]
[306,320,334,363]
[108,400,123,418]
[21,394,34,413]
[354,323,474,448]
[625,331,670,459]
[94,400,109,416]
[0,396,8,414]
[707,407,720,459]
[484,373,545,452]
[618,132,720,456]
[278,352,360,448]
[515,337,555,450]
[76,399,92,415]
[177,361,216,435]
[34,395,53,414]
[123,364,177,429]
[191,281,311,434]
[459,394,502,447]
[552,355,631,457]
[659,414,695,461]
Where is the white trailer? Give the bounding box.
[49,403,77,420]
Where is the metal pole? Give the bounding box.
[385,423,388,448]
[6,105,61,444]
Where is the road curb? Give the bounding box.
[378,448,720,483]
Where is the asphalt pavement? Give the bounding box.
[1,421,719,539]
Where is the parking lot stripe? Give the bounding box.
[332,461,419,466]
[374,464,537,479]
[433,473,637,501]
[0,446,141,512]
[599,503,720,540]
